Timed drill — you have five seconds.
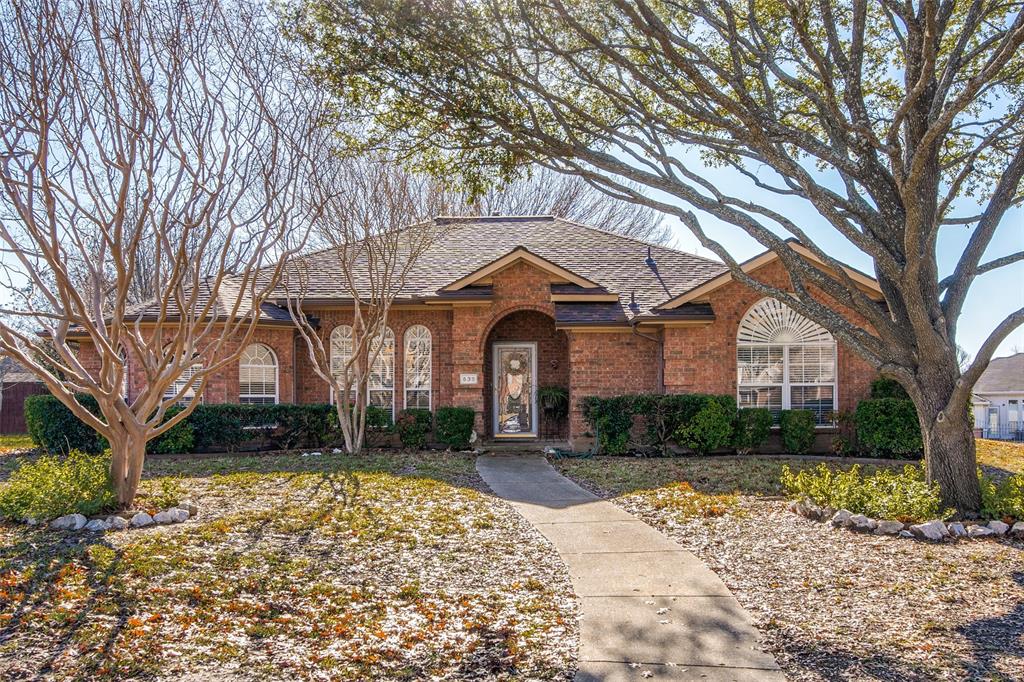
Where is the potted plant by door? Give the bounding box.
[538,386,569,420]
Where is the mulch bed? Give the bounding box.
[0,451,578,681]
[561,458,1024,682]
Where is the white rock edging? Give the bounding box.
[790,501,1018,543]
[44,504,197,534]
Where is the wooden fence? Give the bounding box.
[1,381,47,434]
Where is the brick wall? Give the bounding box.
[77,326,296,405]
[566,329,661,445]
[662,258,876,413]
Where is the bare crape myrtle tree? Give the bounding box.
[284,158,444,455]
[0,0,316,507]
[290,0,1024,514]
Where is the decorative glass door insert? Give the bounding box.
[493,343,537,437]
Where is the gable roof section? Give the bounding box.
[657,241,882,310]
[441,246,603,291]
[273,216,728,321]
[974,353,1024,394]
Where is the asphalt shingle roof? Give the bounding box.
[974,353,1024,394]
[124,216,728,325]
[275,216,726,321]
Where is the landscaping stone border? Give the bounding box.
[789,500,1023,541]
[47,499,198,533]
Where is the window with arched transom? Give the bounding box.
[330,325,356,404]
[404,325,431,410]
[239,343,278,404]
[736,298,836,424]
[368,327,395,417]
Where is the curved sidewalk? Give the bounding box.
[476,455,784,682]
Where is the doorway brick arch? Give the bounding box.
[477,303,556,355]
[483,309,569,440]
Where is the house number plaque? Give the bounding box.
[459,373,479,386]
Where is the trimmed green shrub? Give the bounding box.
[363,405,393,432]
[147,407,195,454]
[581,395,636,455]
[188,404,247,451]
[396,408,432,448]
[434,406,475,449]
[674,396,735,455]
[634,394,706,454]
[24,394,107,455]
[779,409,816,454]
[26,398,349,455]
[272,404,336,449]
[0,449,116,521]
[979,470,1024,522]
[781,463,948,522]
[582,393,740,456]
[870,377,910,400]
[734,408,772,455]
[855,399,922,458]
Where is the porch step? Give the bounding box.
[479,440,572,453]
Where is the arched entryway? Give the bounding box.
[483,309,569,441]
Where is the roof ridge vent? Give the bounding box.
[434,214,555,224]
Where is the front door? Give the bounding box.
[492,342,538,438]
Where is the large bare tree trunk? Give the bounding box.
[923,413,980,517]
[908,355,982,516]
[107,426,149,509]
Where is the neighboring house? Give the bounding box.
[972,353,1024,441]
[76,216,880,449]
[0,356,46,435]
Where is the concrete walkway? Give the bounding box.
[476,455,784,682]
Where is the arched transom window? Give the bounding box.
[404,325,432,410]
[736,298,836,424]
[368,327,395,416]
[330,325,356,404]
[239,343,278,404]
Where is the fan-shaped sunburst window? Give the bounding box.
[736,298,836,424]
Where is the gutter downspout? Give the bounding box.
[630,319,665,394]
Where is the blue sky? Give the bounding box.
[649,154,1024,363]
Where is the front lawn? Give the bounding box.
[976,438,1024,474]
[556,454,1024,682]
[0,434,32,455]
[0,452,577,680]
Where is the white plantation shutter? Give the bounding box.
[368,327,395,417]
[165,364,203,407]
[239,344,278,404]
[404,325,432,410]
[330,325,358,405]
[736,298,836,424]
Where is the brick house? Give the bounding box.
[101,216,880,449]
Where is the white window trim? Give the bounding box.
[239,343,279,405]
[403,325,432,411]
[736,298,838,427]
[737,343,838,425]
[329,325,357,407]
[368,327,396,419]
